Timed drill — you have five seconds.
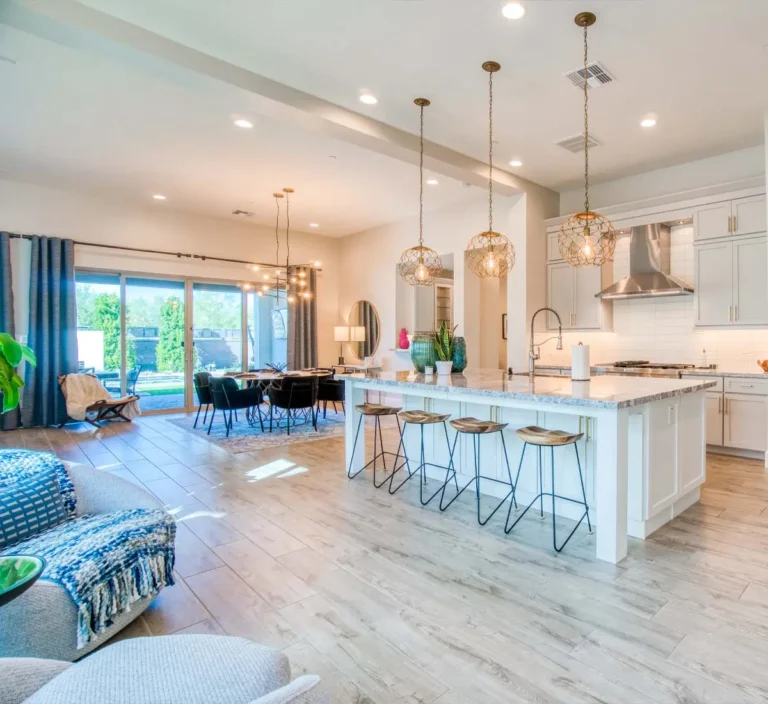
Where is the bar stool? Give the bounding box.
[347,403,406,488]
[439,418,517,526]
[505,425,592,552]
[389,410,458,505]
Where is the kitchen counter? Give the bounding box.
[682,368,768,379]
[341,370,711,565]
[336,369,716,409]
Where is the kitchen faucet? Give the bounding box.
[529,307,563,381]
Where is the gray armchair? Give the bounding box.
[0,463,169,662]
[0,635,329,704]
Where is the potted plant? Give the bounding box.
[0,333,36,413]
[433,322,457,376]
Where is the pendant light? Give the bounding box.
[466,61,515,279]
[398,98,442,286]
[557,12,616,268]
[282,187,312,303]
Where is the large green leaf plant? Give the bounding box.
[0,333,36,413]
[433,322,458,362]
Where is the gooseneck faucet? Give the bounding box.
[529,307,563,381]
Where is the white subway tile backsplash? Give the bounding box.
[540,225,768,372]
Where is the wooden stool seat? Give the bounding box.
[356,403,402,416]
[399,410,451,425]
[516,425,583,446]
[450,417,508,435]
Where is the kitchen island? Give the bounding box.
[338,370,717,564]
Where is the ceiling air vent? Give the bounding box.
[565,61,614,90]
[555,133,601,154]
[232,209,254,217]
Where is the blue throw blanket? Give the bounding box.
[0,509,175,647]
[0,449,175,648]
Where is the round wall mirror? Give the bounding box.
[348,300,380,360]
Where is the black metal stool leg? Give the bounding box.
[347,414,366,479]
[389,421,418,494]
[500,432,518,510]
[538,445,545,520]
[575,442,592,533]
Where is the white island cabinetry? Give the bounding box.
[340,371,714,564]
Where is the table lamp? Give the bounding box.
[334,326,350,365]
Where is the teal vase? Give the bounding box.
[410,334,436,373]
[452,336,467,373]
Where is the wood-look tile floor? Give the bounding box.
[6,418,768,703]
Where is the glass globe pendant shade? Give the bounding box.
[558,211,616,268]
[466,231,515,278]
[398,245,443,286]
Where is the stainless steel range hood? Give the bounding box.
[596,223,693,299]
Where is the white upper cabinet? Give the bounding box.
[694,240,733,326]
[733,237,768,325]
[732,195,767,236]
[548,262,574,329]
[694,195,766,242]
[574,266,602,329]
[694,202,731,242]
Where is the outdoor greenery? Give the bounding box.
[90,293,136,370]
[156,297,185,373]
[0,332,36,413]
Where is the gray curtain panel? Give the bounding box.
[287,267,318,370]
[0,232,19,430]
[22,236,78,428]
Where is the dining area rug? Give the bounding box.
[169,407,347,453]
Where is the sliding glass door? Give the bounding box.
[192,282,243,376]
[74,272,124,397]
[125,277,186,412]
[75,271,288,413]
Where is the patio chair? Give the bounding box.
[102,366,141,396]
[58,374,140,427]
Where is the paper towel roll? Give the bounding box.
[571,343,590,381]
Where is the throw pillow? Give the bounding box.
[0,470,69,549]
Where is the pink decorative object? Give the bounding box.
[398,328,410,350]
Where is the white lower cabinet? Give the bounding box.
[724,393,768,453]
[705,393,724,446]
[686,375,767,455]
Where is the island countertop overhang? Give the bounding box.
[336,369,717,410]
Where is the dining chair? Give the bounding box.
[208,377,265,437]
[316,377,345,418]
[267,377,319,434]
[192,371,213,428]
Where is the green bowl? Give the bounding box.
[0,555,46,607]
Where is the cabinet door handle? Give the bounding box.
[734,305,738,322]
[718,396,722,414]
[733,215,737,232]
[728,306,732,322]
[727,215,732,233]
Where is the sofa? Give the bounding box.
[0,456,174,661]
[0,635,328,704]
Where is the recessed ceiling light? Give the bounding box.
[501,2,525,20]
[640,117,657,128]
[359,94,378,105]
[508,159,523,167]
[309,223,320,228]
[152,194,167,200]
[426,179,439,186]
[234,118,253,129]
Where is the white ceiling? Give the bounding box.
[0,24,471,236]
[77,0,768,190]
[1,0,767,234]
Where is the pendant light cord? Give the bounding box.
[285,192,291,275]
[488,68,494,234]
[583,23,590,215]
[419,103,424,247]
[274,195,281,302]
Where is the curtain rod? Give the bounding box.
[6,234,321,270]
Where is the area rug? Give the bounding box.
[168,407,347,453]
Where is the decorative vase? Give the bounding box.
[435,360,453,376]
[398,328,410,350]
[410,333,436,373]
[452,336,467,373]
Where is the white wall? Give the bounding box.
[0,179,341,366]
[539,225,768,372]
[338,188,558,371]
[559,146,765,216]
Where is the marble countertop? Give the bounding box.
[337,369,717,409]
[537,364,768,379]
